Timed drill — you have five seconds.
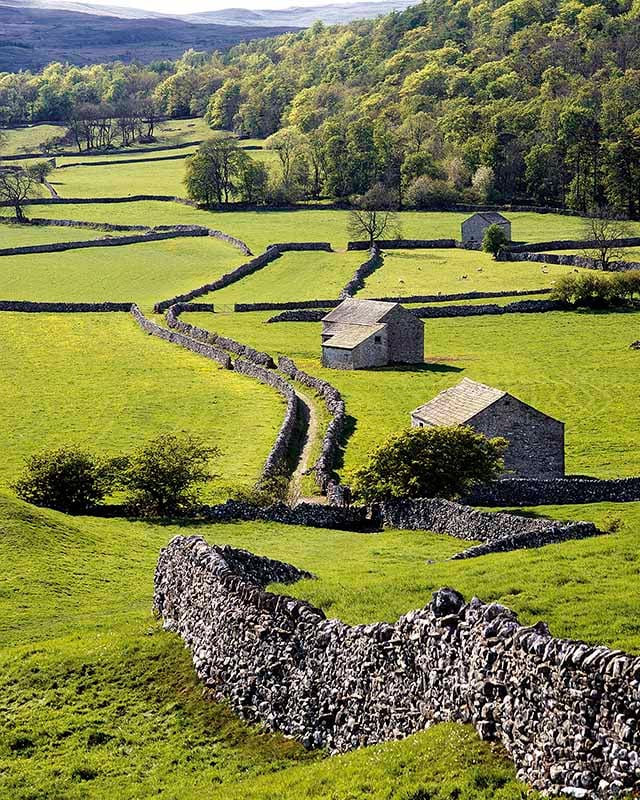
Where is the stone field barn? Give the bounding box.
[321,299,424,370]
[461,212,511,246]
[411,377,565,478]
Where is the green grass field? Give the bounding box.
[0,123,65,155]
[202,250,364,304]
[360,248,580,297]
[187,308,640,479]
[26,201,637,251]
[3,487,640,797]
[0,235,242,307]
[0,221,104,247]
[0,313,284,498]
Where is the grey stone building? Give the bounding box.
[321,299,424,370]
[461,212,511,246]
[410,378,565,478]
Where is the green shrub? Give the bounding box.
[349,425,507,504]
[12,447,114,513]
[481,224,509,258]
[551,270,640,308]
[121,433,219,517]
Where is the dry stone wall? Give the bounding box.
[379,497,600,558]
[165,305,274,367]
[0,300,133,312]
[130,304,232,369]
[155,536,640,798]
[466,476,640,506]
[202,499,368,529]
[0,227,209,257]
[131,306,296,481]
[347,238,457,251]
[502,251,640,272]
[509,237,640,253]
[339,246,383,298]
[231,359,298,480]
[267,299,565,323]
[410,299,565,318]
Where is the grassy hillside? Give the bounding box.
[0,313,284,497]
[2,488,640,797]
[188,308,640,479]
[0,490,534,800]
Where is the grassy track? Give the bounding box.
[0,313,284,497]
[0,236,242,306]
[187,308,640,479]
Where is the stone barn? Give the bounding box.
[321,299,424,370]
[410,378,565,478]
[461,212,511,247]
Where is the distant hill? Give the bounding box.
[184,1,416,27]
[0,3,298,71]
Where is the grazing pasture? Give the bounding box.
[0,313,284,497]
[187,307,640,479]
[359,248,584,296]
[0,235,242,307]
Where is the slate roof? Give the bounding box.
[465,211,510,226]
[411,378,508,425]
[322,299,399,326]
[322,322,385,350]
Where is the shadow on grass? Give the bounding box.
[365,361,464,374]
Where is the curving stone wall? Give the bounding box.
[277,356,346,492]
[0,195,198,207]
[153,242,332,314]
[165,305,274,367]
[130,304,232,369]
[465,476,640,506]
[340,246,383,298]
[154,536,640,798]
[379,497,600,558]
[131,305,297,481]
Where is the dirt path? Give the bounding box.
[290,387,321,500]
